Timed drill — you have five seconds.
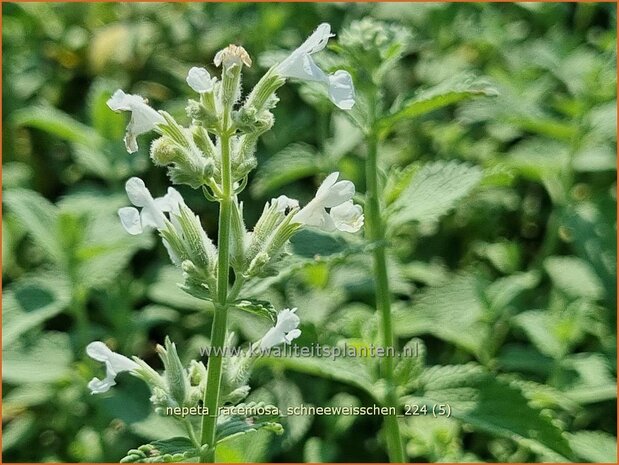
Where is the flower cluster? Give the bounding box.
[88,23,361,453]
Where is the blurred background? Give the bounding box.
[2,2,617,462]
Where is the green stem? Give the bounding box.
[200,126,233,462]
[365,114,405,462]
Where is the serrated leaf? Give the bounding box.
[406,363,574,461]
[3,189,64,265]
[251,143,322,197]
[561,353,616,404]
[12,105,104,149]
[3,331,72,384]
[566,431,617,463]
[387,161,482,229]
[393,274,492,361]
[261,356,375,398]
[485,271,540,312]
[379,74,497,136]
[233,299,277,323]
[120,437,201,463]
[544,256,604,300]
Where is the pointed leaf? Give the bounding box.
[387,161,482,229]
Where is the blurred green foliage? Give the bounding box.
[2,2,616,463]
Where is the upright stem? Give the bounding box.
[200,121,233,462]
[365,101,405,463]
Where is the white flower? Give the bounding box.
[107,89,165,153]
[86,341,138,394]
[294,172,363,232]
[327,71,355,111]
[330,200,364,233]
[272,195,299,213]
[259,308,302,350]
[118,177,183,235]
[276,23,355,110]
[186,67,216,93]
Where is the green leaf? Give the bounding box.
[393,274,492,361]
[561,353,616,404]
[233,299,277,324]
[3,189,64,265]
[387,161,482,229]
[289,229,360,259]
[3,273,71,347]
[514,306,588,360]
[566,431,617,463]
[260,356,375,398]
[216,402,283,445]
[120,437,202,463]
[253,379,312,450]
[544,256,605,300]
[12,105,104,149]
[251,143,322,197]
[485,271,540,312]
[148,266,207,312]
[406,363,574,461]
[88,80,126,141]
[3,413,36,451]
[3,331,72,384]
[379,74,497,136]
[76,209,153,290]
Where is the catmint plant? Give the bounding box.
[86,24,361,463]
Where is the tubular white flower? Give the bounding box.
[259,308,301,350]
[107,89,165,153]
[118,177,183,235]
[294,172,363,232]
[86,341,138,394]
[276,23,355,110]
[327,70,355,111]
[330,200,364,233]
[186,67,216,93]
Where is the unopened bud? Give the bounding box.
[150,137,182,166]
[156,337,190,408]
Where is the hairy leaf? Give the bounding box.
[251,143,322,197]
[233,299,277,324]
[387,161,482,229]
[406,363,574,460]
[379,74,497,136]
[4,189,64,265]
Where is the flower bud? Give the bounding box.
[156,337,190,408]
[176,204,218,276]
[246,251,270,277]
[229,199,248,272]
[186,99,219,128]
[150,137,183,166]
[215,44,251,111]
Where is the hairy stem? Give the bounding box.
[200,125,233,462]
[365,109,405,462]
